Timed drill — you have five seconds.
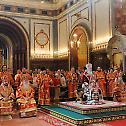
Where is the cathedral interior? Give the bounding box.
[1,0,126,126]
[0,0,124,72]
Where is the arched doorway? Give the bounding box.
[0,16,29,74]
[69,25,89,70]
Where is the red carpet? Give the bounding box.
[105,120,126,126]
[89,120,126,126]
[0,111,72,126]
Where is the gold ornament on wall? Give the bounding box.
[35,29,49,48]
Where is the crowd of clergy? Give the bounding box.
[0,64,126,117]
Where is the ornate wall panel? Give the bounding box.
[30,19,53,58]
[58,16,68,56]
[93,0,112,45]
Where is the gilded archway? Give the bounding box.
[69,18,92,70]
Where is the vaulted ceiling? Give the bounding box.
[0,0,69,10]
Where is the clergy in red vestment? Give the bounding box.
[113,73,126,102]
[0,75,15,115]
[16,74,37,117]
[94,67,106,97]
[37,70,52,105]
[106,68,116,97]
[0,65,14,86]
[66,67,78,98]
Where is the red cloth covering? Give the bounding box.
[105,120,126,126]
